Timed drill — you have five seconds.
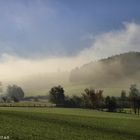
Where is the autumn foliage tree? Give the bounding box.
[81,88,103,109]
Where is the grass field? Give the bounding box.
[0,107,139,140]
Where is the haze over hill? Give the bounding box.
[3,52,139,96]
[70,52,140,87]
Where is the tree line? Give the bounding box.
[1,84,140,114]
[49,84,140,114]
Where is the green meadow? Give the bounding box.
[0,107,139,140]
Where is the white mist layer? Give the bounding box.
[0,22,140,82]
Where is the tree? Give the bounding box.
[2,96,7,103]
[120,90,127,110]
[81,88,96,108]
[64,95,82,108]
[129,84,140,114]
[105,96,117,112]
[7,85,24,102]
[96,90,104,109]
[49,85,65,106]
[81,88,103,109]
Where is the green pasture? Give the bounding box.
[0,107,139,140]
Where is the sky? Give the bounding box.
[0,0,140,82]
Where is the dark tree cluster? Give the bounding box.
[49,85,117,111]
[49,86,104,109]
[129,84,140,114]
[49,84,140,114]
[49,85,65,106]
[81,88,104,109]
[105,96,117,112]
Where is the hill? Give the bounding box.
[70,52,140,87]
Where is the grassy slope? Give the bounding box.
[0,107,140,140]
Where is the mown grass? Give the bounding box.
[0,107,139,140]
